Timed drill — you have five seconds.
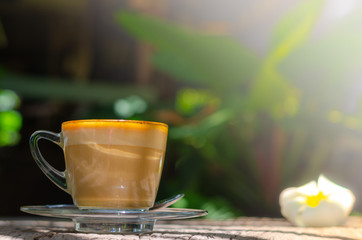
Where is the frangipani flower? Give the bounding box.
[279,175,355,227]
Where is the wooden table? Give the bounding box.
[1,217,362,239]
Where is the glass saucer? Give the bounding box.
[20,204,207,234]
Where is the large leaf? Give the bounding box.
[1,76,157,104]
[115,12,259,91]
[152,52,206,85]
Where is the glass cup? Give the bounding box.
[30,119,168,210]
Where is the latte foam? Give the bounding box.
[62,120,168,150]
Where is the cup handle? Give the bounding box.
[29,130,68,193]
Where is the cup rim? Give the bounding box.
[62,119,168,129]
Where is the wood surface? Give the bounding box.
[0,217,362,239]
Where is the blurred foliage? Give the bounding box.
[0,89,22,147]
[1,0,361,218]
[114,95,148,118]
[116,0,362,217]
[1,77,157,105]
[176,88,219,117]
[0,21,22,147]
[172,192,241,219]
[116,11,259,92]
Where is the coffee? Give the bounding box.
[30,119,168,210]
[64,144,164,209]
[62,120,167,210]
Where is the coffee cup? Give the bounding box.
[30,119,168,210]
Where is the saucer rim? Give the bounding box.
[20,204,208,220]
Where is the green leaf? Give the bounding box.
[270,0,325,55]
[152,52,206,85]
[1,76,157,104]
[246,0,324,118]
[115,11,259,91]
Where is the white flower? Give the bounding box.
[279,175,355,227]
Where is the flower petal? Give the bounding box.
[328,190,355,215]
[279,187,302,206]
[300,200,347,227]
[317,175,355,215]
[280,188,307,226]
[318,175,347,195]
[280,198,306,226]
[296,180,319,196]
